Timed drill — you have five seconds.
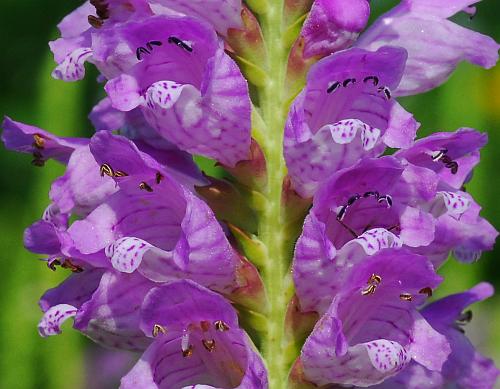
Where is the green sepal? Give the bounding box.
[228,223,268,269]
[244,0,269,14]
[283,0,313,27]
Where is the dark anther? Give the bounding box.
[202,339,216,352]
[139,182,153,192]
[378,194,393,208]
[155,172,163,184]
[200,321,211,332]
[431,149,459,174]
[457,310,473,325]
[152,324,167,337]
[136,46,151,61]
[400,293,413,302]
[363,191,379,198]
[214,320,230,332]
[100,163,114,177]
[33,134,45,149]
[88,15,104,28]
[363,75,379,86]
[343,78,356,87]
[47,259,61,271]
[168,36,193,52]
[32,151,45,167]
[113,170,128,178]
[419,287,433,297]
[327,81,341,94]
[336,206,347,221]
[90,0,109,19]
[182,345,194,358]
[347,194,361,206]
[378,86,392,100]
[61,259,84,273]
[146,40,163,51]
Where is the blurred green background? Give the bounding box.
[0,1,499,388]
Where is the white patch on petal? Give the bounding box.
[352,228,402,255]
[146,80,185,110]
[365,340,409,374]
[361,126,381,151]
[38,304,77,337]
[437,191,471,218]
[329,119,368,145]
[52,48,93,82]
[106,237,152,273]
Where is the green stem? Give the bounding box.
[257,2,295,388]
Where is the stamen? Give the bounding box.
[47,258,61,271]
[399,293,412,302]
[146,40,163,51]
[343,78,356,87]
[377,86,392,100]
[378,195,393,208]
[167,36,193,52]
[419,287,433,297]
[155,172,163,184]
[347,194,361,206]
[88,15,104,28]
[363,75,379,86]
[60,259,84,273]
[182,345,194,358]
[202,339,216,352]
[136,47,151,61]
[327,81,341,94]
[113,170,128,178]
[456,310,473,325]
[100,163,114,177]
[139,182,153,192]
[430,149,459,174]
[214,320,230,332]
[200,320,211,332]
[362,273,382,296]
[363,191,380,198]
[32,151,45,167]
[33,134,45,149]
[152,324,167,337]
[181,332,193,357]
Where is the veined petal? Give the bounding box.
[98,16,251,166]
[357,0,500,95]
[38,304,78,337]
[52,47,93,82]
[148,0,242,34]
[1,117,87,165]
[121,280,267,389]
[301,0,370,58]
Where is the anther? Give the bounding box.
[113,170,128,178]
[378,195,393,208]
[399,293,413,302]
[362,273,382,296]
[146,40,163,51]
[363,75,379,86]
[88,15,104,28]
[363,191,379,198]
[343,78,356,87]
[139,182,153,192]
[347,194,361,206]
[431,149,447,162]
[456,310,473,325]
[214,320,230,332]
[61,259,84,273]
[202,339,216,352]
[327,81,341,94]
[368,274,382,284]
[136,47,151,61]
[100,163,114,177]
[167,36,193,52]
[32,151,45,167]
[378,86,392,100]
[152,324,167,337]
[182,345,194,358]
[362,284,377,296]
[419,287,433,297]
[200,321,211,332]
[33,134,45,149]
[155,172,163,184]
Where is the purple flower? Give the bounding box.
[284,47,419,197]
[373,283,500,388]
[356,0,500,95]
[121,280,268,388]
[297,249,448,387]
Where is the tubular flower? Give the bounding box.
[2,0,499,388]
